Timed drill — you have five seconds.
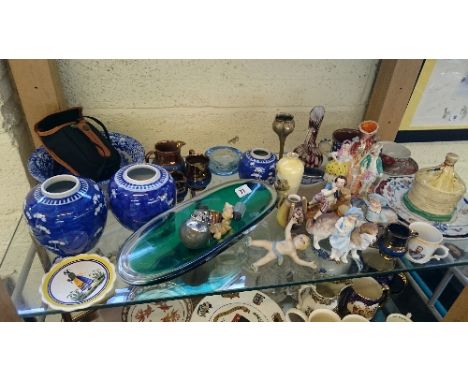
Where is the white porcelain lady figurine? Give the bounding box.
[329,207,364,263]
[248,217,317,272]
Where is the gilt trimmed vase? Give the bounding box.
[23,175,108,257]
[109,163,176,231]
[238,148,277,182]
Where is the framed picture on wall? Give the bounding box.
[397,59,468,142]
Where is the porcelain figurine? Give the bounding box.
[248,217,317,272]
[358,142,383,196]
[210,202,234,240]
[404,153,466,222]
[24,174,107,257]
[274,152,304,202]
[294,106,325,168]
[308,175,348,221]
[329,207,365,263]
[306,212,340,250]
[109,163,176,231]
[364,193,397,225]
[347,222,379,262]
[145,140,186,173]
[324,139,353,182]
[306,207,369,263]
[272,112,295,159]
[238,148,277,182]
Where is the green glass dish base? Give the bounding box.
[117,179,277,285]
[402,192,454,222]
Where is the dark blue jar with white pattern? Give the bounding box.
[109,163,176,231]
[238,148,277,182]
[23,174,108,257]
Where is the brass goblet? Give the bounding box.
[272,113,295,159]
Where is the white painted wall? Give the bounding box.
[57,60,379,154]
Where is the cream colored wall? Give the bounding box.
[57,60,378,154]
[0,60,31,258]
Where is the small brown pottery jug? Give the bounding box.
[145,140,186,173]
[185,149,212,194]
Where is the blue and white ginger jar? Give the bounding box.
[23,175,108,257]
[238,148,277,182]
[109,163,176,231]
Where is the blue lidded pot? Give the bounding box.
[238,148,277,181]
[23,174,108,257]
[109,163,176,231]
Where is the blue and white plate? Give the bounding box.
[28,131,145,185]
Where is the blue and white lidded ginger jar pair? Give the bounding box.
[109,163,176,231]
[23,174,108,257]
[238,148,277,182]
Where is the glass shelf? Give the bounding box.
[2,199,468,318]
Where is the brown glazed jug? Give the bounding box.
[145,140,186,173]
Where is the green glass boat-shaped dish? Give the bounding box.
[117,179,277,285]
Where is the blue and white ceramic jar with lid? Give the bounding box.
[109,163,176,231]
[23,174,108,257]
[238,148,277,182]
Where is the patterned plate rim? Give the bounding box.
[191,290,285,322]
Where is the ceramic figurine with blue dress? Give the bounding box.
[109,163,176,231]
[328,207,364,263]
[23,174,108,257]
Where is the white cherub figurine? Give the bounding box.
[247,217,317,272]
